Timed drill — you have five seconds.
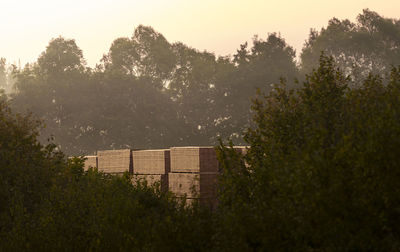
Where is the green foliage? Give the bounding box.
[8,22,303,154]
[104,25,176,88]
[27,168,211,251]
[301,9,400,80]
[217,33,298,142]
[0,101,213,251]
[37,37,86,77]
[216,55,400,250]
[4,12,400,248]
[0,100,66,249]
[5,9,400,156]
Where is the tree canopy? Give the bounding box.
[2,22,400,248]
[216,55,400,250]
[7,24,303,155]
[301,9,400,80]
[0,100,213,251]
[5,10,399,155]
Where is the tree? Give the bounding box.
[168,42,231,144]
[215,33,298,143]
[11,37,96,155]
[37,37,86,77]
[301,9,400,81]
[0,100,67,249]
[10,27,301,155]
[0,100,213,251]
[103,25,176,89]
[216,55,400,250]
[0,58,6,90]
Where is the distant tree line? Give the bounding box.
[2,53,400,250]
[1,9,398,155]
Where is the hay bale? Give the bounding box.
[168,172,218,199]
[97,149,132,174]
[170,147,219,173]
[132,149,170,174]
[168,173,199,198]
[132,174,168,192]
[199,173,218,199]
[84,155,97,171]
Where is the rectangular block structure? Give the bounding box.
[168,172,218,199]
[84,155,97,171]
[97,149,132,174]
[132,149,170,175]
[170,147,219,173]
[169,173,199,198]
[132,174,168,192]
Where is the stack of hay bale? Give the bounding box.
[131,149,170,191]
[97,149,132,175]
[79,146,249,208]
[83,155,98,171]
[169,147,219,207]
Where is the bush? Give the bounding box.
[216,55,400,250]
[0,101,213,251]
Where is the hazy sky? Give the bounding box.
[1,0,400,67]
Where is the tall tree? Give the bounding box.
[168,42,228,144]
[216,55,400,250]
[216,33,298,142]
[11,37,91,154]
[103,25,176,89]
[301,9,400,80]
[11,35,188,155]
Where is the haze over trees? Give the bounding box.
[301,9,400,80]
[3,9,398,156]
[1,8,400,250]
[7,26,299,155]
[2,50,400,251]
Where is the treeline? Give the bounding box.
[1,9,399,155]
[2,54,400,250]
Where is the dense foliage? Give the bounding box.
[0,101,213,251]
[1,10,397,156]
[301,9,400,80]
[216,55,400,250]
[2,8,400,251]
[6,25,299,155]
[3,53,400,251]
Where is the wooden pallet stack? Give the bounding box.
[83,155,98,171]
[169,147,219,207]
[131,149,170,191]
[97,149,132,175]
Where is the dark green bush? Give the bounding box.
[216,55,400,250]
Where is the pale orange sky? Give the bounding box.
[1,0,399,67]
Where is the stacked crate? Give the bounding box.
[97,149,132,175]
[83,155,98,171]
[169,147,219,207]
[132,149,170,191]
